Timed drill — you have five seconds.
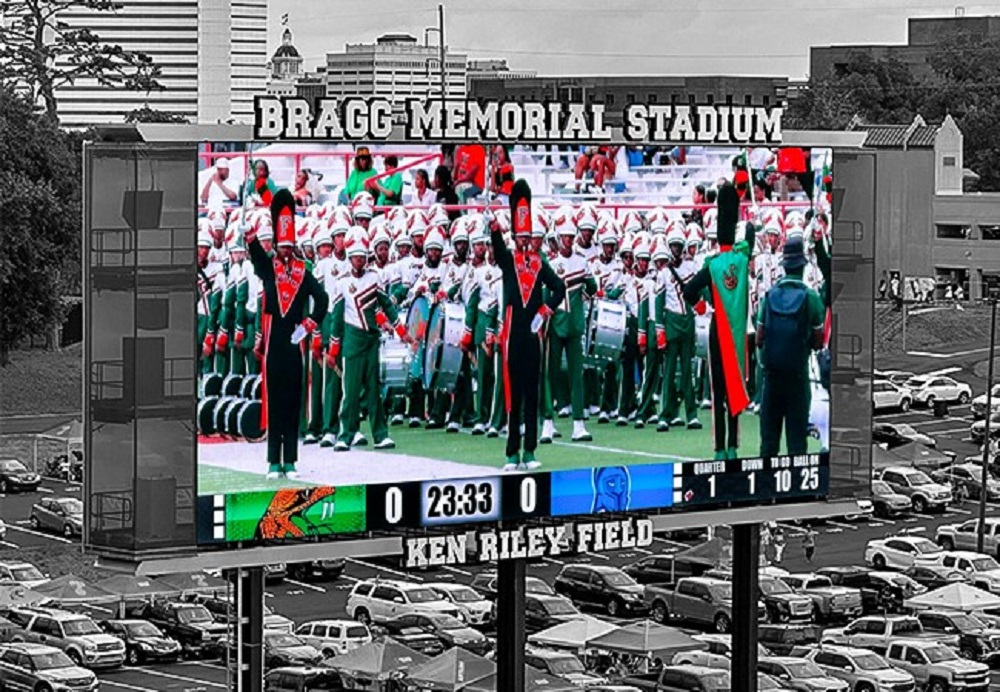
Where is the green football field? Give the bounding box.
[197,407,824,496]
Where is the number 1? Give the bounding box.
[748,472,756,495]
[708,475,716,498]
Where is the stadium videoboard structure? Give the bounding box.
[83,98,874,566]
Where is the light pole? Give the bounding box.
[424,4,447,99]
[979,294,997,553]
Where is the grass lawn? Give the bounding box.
[0,344,82,417]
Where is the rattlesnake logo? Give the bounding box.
[723,263,738,291]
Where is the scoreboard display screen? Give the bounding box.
[194,139,834,545]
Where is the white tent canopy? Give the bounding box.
[527,616,620,652]
[904,582,1000,612]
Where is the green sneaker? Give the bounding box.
[266,463,282,480]
[282,463,300,481]
[713,450,727,461]
[503,454,520,472]
[522,451,542,471]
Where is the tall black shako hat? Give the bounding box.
[510,179,532,238]
[716,181,740,247]
[271,188,297,248]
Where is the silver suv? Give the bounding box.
[346,580,459,625]
[800,644,917,692]
[0,642,99,691]
[7,607,126,669]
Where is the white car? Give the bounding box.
[902,375,972,407]
[346,579,460,625]
[295,619,372,658]
[864,535,943,571]
[428,583,493,626]
[915,551,1000,593]
[872,380,912,412]
[972,384,1000,419]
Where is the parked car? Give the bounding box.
[971,384,1000,419]
[756,656,849,692]
[937,518,1000,556]
[902,375,972,407]
[821,615,947,655]
[915,610,1000,664]
[800,644,916,692]
[915,551,1000,593]
[287,559,345,582]
[524,594,584,634]
[701,570,812,624]
[264,666,346,692]
[622,555,687,585]
[971,412,1000,442]
[469,571,554,600]
[815,566,925,614]
[870,480,913,518]
[0,459,41,494]
[264,564,287,583]
[875,467,951,513]
[28,497,83,538]
[0,642,99,692]
[428,583,493,627]
[875,370,915,387]
[903,563,969,591]
[0,520,6,543]
[132,601,228,658]
[5,606,126,669]
[756,624,823,656]
[776,574,863,623]
[864,535,943,570]
[100,619,181,665]
[368,619,445,656]
[872,380,912,412]
[644,577,763,633]
[0,561,50,589]
[873,422,936,449]
[670,634,769,669]
[184,594,293,632]
[620,664,732,692]
[378,613,489,655]
[346,579,459,625]
[523,647,607,688]
[294,620,371,658]
[931,465,1000,502]
[553,565,648,618]
[259,632,323,670]
[885,640,989,692]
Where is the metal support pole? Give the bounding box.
[236,566,265,692]
[979,298,997,553]
[496,558,526,692]
[732,523,760,692]
[438,4,446,100]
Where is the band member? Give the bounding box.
[656,225,701,431]
[616,234,640,426]
[329,227,411,452]
[488,180,565,471]
[411,227,448,429]
[683,182,756,461]
[541,214,597,444]
[198,227,223,376]
[590,221,627,422]
[635,238,668,427]
[318,211,352,447]
[244,189,329,479]
[460,222,498,435]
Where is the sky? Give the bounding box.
[267,0,1000,80]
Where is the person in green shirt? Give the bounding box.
[342,147,377,203]
[755,235,826,457]
[366,155,404,208]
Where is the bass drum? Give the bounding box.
[406,295,431,389]
[423,302,465,392]
[213,396,240,437]
[240,374,262,400]
[236,400,265,442]
[695,315,710,359]
[201,372,223,398]
[225,398,244,437]
[198,396,220,435]
[380,338,413,394]
[586,299,627,366]
[222,373,244,397]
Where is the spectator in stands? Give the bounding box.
[574,145,619,189]
[366,155,404,208]
[412,169,436,207]
[342,147,377,203]
[705,187,717,205]
[625,146,644,169]
[753,175,772,204]
[432,165,461,222]
[244,159,277,207]
[292,169,313,209]
[454,143,487,202]
[200,157,238,209]
[489,145,514,203]
[687,184,707,227]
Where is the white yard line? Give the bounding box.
[345,557,422,581]
[0,540,20,549]
[908,347,992,359]
[5,524,72,544]
[552,441,699,461]
[285,578,326,593]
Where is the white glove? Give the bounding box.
[290,324,308,345]
[530,314,544,334]
[482,209,494,225]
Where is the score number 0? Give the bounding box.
[706,467,820,498]
[380,477,539,525]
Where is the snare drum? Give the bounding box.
[380,338,413,393]
[695,315,710,359]
[222,373,244,397]
[198,396,220,435]
[407,295,431,389]
[201,372,223,398]
[236,400,265,441]
[213,396,240,436]
[240,374,262,400]
[587,299,627,362]
[423,302,465,392]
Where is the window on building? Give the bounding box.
[626,93,636,104]
[649,93,658,103]
[688,94,696,104]
[936,267,969,300]
[944,156,957,167]
[671,94,678,105]
[936,224,971,239]
[706,94,714,105]
[744,95,753,106]
[982,225,1000,241]
[605,93,614,105]
[726,94,733,105]
[763,95,770,106]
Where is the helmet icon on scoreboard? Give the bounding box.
[591,466,632,513]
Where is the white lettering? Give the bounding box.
[284,98,310,139]
[405,537,427,568]
[446,534,467,565]
[756,107,783,143]
[697,106,718,142]
[637,519,654,547]
[620,519,636,549]
[590,105,612,140]
[256,98,283,138]
[443,101,466,139]
[527,527,546,559]
[563,104,589,140]
[427,536,446,566]
[407,100,442,139]
[575,523,594,553]
[478,532,498,562]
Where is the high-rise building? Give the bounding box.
[52,0,267,127]
[324,33,467,105]
[266,26,304,97]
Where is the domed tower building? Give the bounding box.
[267,25,304,96]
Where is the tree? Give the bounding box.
[0,0,163,123]
[125,106,190,124]
[0,85,81,365]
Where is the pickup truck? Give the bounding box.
[821,615,954,655]
[133,601,228,658]
[885,640,989,692]
[643,577,763,634]
[916,610,1000,664]
[778,574,863,623]
[703,570,813,623]
[936,518,1000,557]
[619,664,731,692]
